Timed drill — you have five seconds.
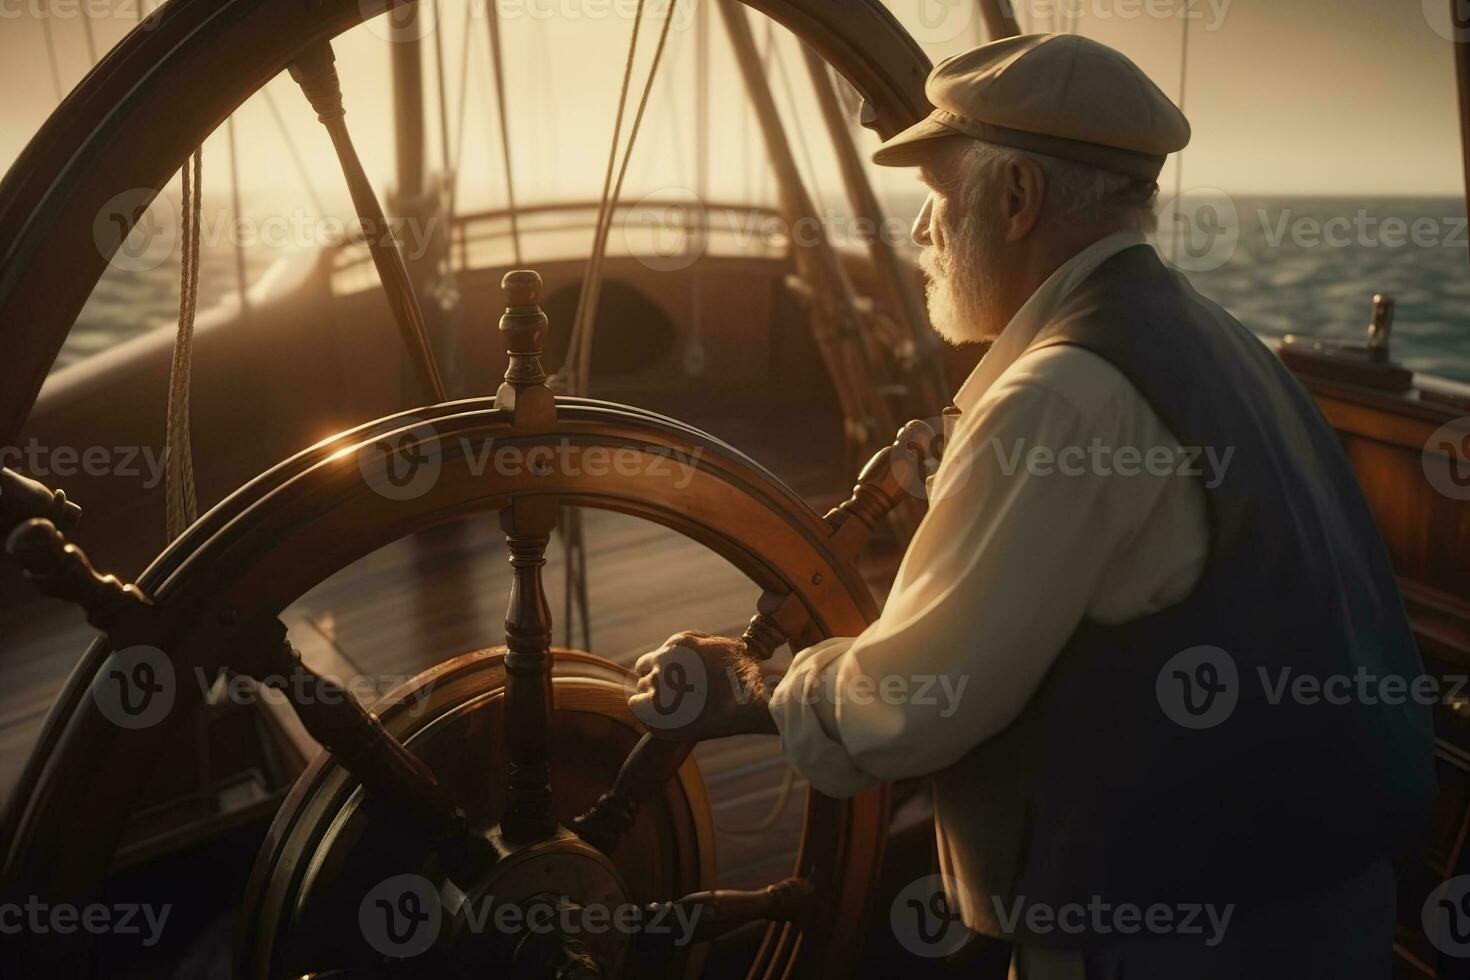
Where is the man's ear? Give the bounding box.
[1001,157,1047,242]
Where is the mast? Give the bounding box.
[1456,0,1470,270]
[976,0,1021,40]
[390,17,426,208]
[719,0,898,465]
[801,45,949,414]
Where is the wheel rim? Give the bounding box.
[3,399,891,977]
[241,648,717,979]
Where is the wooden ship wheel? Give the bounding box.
[4,268,943,977]
[0,2,949,976]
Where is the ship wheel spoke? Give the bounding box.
[287,41,447,403]
[229,618,489,871]
[3,515,489,873]
[635,877,816,952]
[572,419,939,855]
[497,495,561,842]
[571,593,803,854]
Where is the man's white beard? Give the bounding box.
[918,212,1003,346]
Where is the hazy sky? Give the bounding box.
[0,0,1464,221]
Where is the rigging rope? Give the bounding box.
[757,20,775,206]
[262,87,326,216]
[770,33,825,215]
[81,12,98,65]
[41,15,63,102]
[531,17,559,200]
[560,0,650,393]
[685,0,710,378]
[1170,11,1191,263]
[563,0,682,394]
[226,116,249,315]
[554,0,681,650]
[450,1,474,268]
[485,0,523,265]
[432,0,454,181]
[165,148,204,541]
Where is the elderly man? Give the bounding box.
[630,33,1435,979]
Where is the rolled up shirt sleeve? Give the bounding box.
[769,371,1188,798]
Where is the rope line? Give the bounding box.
[226,116,249,314]
[573,0,681,391]
[42,15,63,102]
[485,0,523,264]
[770,32,825,215]
[446,1,470,268]
[560,0,650,394]
[555,0,681,650]
[165,148,204,541]
[262,86,326,216]
[81,12,98,65]
[431,0,454,178]
[1170,11,1191,263]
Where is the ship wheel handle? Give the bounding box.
[572,418,938,857]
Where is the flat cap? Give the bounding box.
[873,33,1191,181]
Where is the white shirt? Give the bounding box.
[767,231,1211,970]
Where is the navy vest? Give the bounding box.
[953,244,1436,942]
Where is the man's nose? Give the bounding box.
[912,196,935,248]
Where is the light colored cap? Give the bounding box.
[873,33,1191,181]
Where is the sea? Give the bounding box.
[60,195,1470,385]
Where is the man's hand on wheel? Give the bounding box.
[629,630,780,741]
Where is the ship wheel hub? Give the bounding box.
[440,828,632,977]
